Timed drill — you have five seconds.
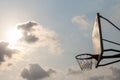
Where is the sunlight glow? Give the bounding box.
[6,28,22,49]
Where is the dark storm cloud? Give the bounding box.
[21,64,57,80]
[0,41,18,64]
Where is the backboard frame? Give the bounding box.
[94,13,104,68]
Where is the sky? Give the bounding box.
[0,0,120,80]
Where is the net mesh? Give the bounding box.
[76,54,93,71]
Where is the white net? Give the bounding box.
[76,54,93,71]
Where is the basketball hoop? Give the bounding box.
[75,53,99,71]
[75,13,120,71]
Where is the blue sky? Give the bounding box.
[0,0,120,80]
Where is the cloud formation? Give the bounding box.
[88,67,120,80]
[21,64,56,80]
[72,15,90,28]
[89,76,104,80]
[66,67,81,75]
[0,41,18,64]
[108,67,120,80]
[18,21,37,32]
[17,21,63,54]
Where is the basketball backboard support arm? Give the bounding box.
[98,59,120,67]
[100,15,120,31]
[96,13,120,67]
[98,49,120,67]
[103,39,120,46]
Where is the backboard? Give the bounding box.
[92,13,103,68]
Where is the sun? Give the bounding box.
[6,28,22,44]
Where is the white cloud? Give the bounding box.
[88,66,120,80]
[66,67,81,75]
[89,76,104,80]
[20,65,84,80]
[65,66,120,80]
[65,66,87,80]
[21,64,57,80]
[107,67,120,80]
[72,15,91,28]
[17,21,63,54]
